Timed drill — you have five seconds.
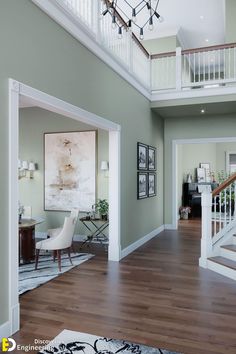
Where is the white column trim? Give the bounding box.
[8,78,121,336]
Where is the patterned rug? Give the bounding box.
[19,253,94,295]
[38,330,182,354]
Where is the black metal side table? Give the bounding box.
[80,216,109,249]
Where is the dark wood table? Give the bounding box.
[80,216,109,249]
[19,218,43,264]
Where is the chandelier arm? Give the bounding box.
[123,0,133,10]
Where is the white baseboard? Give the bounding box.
[0,320,11,339]
[164,224,177,230]
[120,225,164,259]
[10,304,20,335]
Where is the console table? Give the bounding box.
[19,218,44,264]
[80,216,109,249]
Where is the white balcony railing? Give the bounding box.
[151,43,236,92]
[58,0,150,89]
[50,0,236,94]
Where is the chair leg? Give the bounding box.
[57,250,61,272]
[35,249,40,270]
[53,250,56,262]
[67,247,73,265]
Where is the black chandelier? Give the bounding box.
[101,0,163,40]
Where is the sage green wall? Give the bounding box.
[215,142,236,172]
[143,36,178,54]
[19,107,109,235]
[0,0,164,326]
[177,143,217,209]
[225,0,236,42]
[164,114,236,224]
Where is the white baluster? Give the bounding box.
[229,185,232,223]
[219,192,222,232]
[224,48,226,79]
[224,188,227,226]
[214,196,217,236]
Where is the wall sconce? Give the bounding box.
[100,160,109,177]
[18,159,36,179]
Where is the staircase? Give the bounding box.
[199,172,236,281]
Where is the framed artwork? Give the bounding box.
[137,142,148,170]
[148,173,156,197]
[148,146,156,171]
[200,162,211,182]
[137,172,148,199]
[197,167,206,183]
[44,130,96,212]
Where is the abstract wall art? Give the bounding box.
[44,131,96,211]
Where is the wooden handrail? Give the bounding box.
[151,51,176,59]
[182,42,236,55]
[151,42,236,60]
[212,172,236,197]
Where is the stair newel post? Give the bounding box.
[199,191,212,268]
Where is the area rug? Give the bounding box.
[38,330,182,354]
[19,253,94,295]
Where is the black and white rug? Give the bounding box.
[19,253,94,295]
[38,330,182,354]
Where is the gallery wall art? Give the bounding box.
[137,142,157,199]
[44,131,96,211]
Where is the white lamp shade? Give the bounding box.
[22,160,29,170]
[28,162,36,171]
[101,160,109,171]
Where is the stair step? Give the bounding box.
[208,256,236,271]
[221,244,236,252]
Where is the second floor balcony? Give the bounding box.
[33,0,236,101]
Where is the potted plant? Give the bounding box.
[94,199,109,220]
[179,206,191,220]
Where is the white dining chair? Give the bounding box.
[35,215,77,272]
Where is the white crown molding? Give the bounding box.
[31,0,151,100]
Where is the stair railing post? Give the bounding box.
[199,191,212,268]
[176,47,182,90]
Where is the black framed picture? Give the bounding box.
[137,142,148,170]
[148,146,156,171]
[137,172,148,199]
[148,172,156,197]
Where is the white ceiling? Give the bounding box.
[117,0,225,49]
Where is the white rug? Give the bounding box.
[19,253,94,295]
[38,330,182,354]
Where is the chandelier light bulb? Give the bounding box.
[139,28,144,40]
[118,26,122,39]
[127,19,132,31]
[158,15,164,23]
[112,15,116,29]
[149,17,153,31]
[132,8,137,23]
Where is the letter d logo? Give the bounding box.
[2,338,16,352]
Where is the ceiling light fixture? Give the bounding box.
[101,0,163,40]
[201,109,205,114]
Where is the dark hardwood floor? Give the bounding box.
[14,220,236,354]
